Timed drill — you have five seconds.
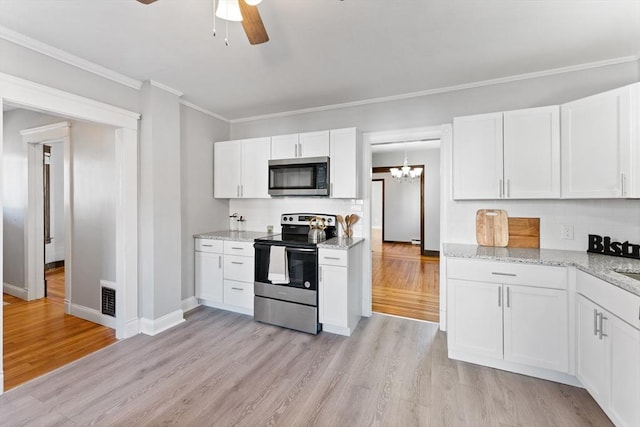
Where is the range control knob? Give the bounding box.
[289,216,294,222]
[326,217,333,223]
[283,216,288,221]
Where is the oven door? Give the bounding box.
[254,243,317,291]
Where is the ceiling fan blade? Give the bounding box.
[136,0,157,4]
[238,1,269,45]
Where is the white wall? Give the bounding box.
[371,180,382,228]
[372,172,420,243]
[180,105,230,302]
[2,108,116,311]
[373,148,441,251]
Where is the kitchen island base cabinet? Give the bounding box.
[319,244,363,336]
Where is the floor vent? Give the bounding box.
[101,286,116,317]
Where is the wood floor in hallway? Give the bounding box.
[0,308,611,426]
[2,268,117,391]
[372,229,440,322]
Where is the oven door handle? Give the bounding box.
[285,247,317,253]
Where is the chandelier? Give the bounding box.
[390,149,422,183]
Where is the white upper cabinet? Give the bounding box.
[561,83,639,198]
[453,112,503,199]
[453,106,560,200]
[271,133,299,160]
[271,131,330,160]
[503,106,560,198]
[330,127,361,198]
[214,137,271,198]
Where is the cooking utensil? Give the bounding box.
[308,216,327,242]
[476,209,509,247]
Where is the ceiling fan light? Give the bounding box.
[244,0,262,5]
[216,0,243,21]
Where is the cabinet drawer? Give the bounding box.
[224,240,254,257]
[224,280,254,309]
[195,238,223,253]
[447,258,567,289]
[319,248,347,267]
[224,255,254,282]
[577,269,640,329]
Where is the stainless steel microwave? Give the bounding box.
[268,156,330,196]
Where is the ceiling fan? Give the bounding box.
[136,0,269,45]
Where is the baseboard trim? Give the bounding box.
[181,296,200,314]
[3,282,28,300]
[139,309,185,336]
[44,260,65,271]
[322,324,353,337]
[69,303,116,329]
[0,371,4,395]
[423,250,440,257]
[123,318,140,339]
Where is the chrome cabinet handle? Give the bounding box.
[231,247,243,250]
[298,143,302,157]
[621,173,626,197]
[324,256,341,260]
[498,287,502,307]
[231,261,243,265]
[218,255,222,269]
[319,266,322,282]
[240,185,243,197]
[202,244,213,247]
[593,309,599,336]
[507,179,511,198]
[499,179,503,198]
[506,286,510,308]
[491,272,516,277]
[231,287,243,291]
[598,314,608,340]
[294,144,298,158]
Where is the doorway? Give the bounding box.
[370,140,441,322]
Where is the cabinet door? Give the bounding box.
[330,128,360,198]
[447,279,503,359]
[271,134,299,160]
[503,106,560,198]
[503,285,568,372]
[608,313,640,427]
[299,130,330,158]
[561,85,632,198]
[241,137,271,198]
[576,295,609,406]
[195,251,223,303]
[452,113,503,199]
[214,140,242,198]
[319,264,348,327]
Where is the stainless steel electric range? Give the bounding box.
[253,213,337,334]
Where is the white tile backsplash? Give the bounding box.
[446,199,640,250]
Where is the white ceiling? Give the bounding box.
[0,0,638,121]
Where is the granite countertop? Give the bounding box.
[443,243,640,297]
[194,230,271,242]
[317,237,365,250]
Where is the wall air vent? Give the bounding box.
[101,286,116,317]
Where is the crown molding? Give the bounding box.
[230,55,640,123]
[0,25,143,90]
[180,100,230,122]
[149,80,183,97]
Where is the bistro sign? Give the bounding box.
[587,234,640,260]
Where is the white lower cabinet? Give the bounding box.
[318,245,363,336]
[576,271,640,427]
[447,258,570,380]
[194,238,254,315]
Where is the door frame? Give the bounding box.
[21,122,72,305]
[372,165,426,255]
[371,178,385,242]
[1,73,140,394]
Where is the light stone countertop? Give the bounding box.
[317,237,365,250]
[194,230,271,242]
[443,243,640,297]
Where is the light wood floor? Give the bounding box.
[372,228,440,322]
[2,268,117,391]
[0,307,611,426]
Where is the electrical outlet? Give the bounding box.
[560,224,574,240]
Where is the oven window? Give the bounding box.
[254,244,317,291]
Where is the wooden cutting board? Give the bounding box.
[508,217,540,248]
[476,209,509,247]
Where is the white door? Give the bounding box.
[452,112,503,199]
[271,134,299,159]
[503,285,568,372]
[195,251,223,303]
[448,279,503,359]
[319,264,348,327]
[214,140,242,198]
[608,313,640,427]
[241,137,271,198]
[299,130,330,158]
[330,128,359,198]
[576,295,609,406]
[503,106,560,198]
[561,85,632,198]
